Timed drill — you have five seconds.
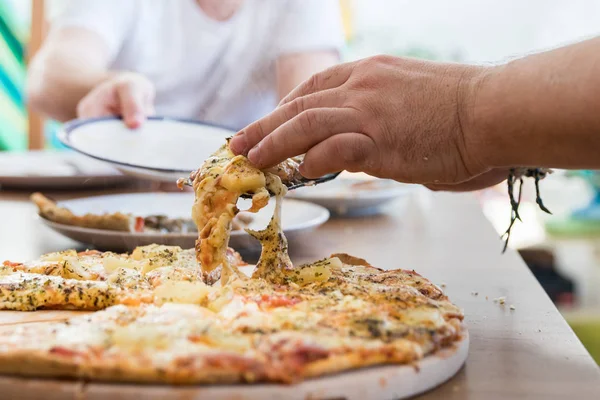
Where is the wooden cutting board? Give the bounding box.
[0,310,91,326]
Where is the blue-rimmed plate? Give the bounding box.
[59,117,236,182]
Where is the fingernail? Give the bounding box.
[298,162,318,179]
[248,146,261,165]
[230,131,247,154]
[127,113,144,129]
[298,162,309,178]
[127,118,140,129]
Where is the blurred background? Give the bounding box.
[1,0,599,363]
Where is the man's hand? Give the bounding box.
[77,72,155,129]
[236,38,600,188]
[230,55,490,185]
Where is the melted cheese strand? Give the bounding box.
[247,175,293,283]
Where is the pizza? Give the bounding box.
[31,192,253,234]
[0,251,462,384]
[0,141,465,385]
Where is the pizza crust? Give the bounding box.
[0,328,435,385]
[0,352,259,385]
[31,192,134,232]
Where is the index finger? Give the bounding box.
[116,81,147,129]
[230,89,347,156]
[279,61,356,106]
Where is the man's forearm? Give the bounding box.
[464,37,600,170]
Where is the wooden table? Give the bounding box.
[0,187,599,399]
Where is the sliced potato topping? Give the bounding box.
[40,249,78,262]
[107,267,143,289]
[296,264,333,285]
[131,244,181,262]
[62,256,94,280]
[220,156,266,193]
[102,256,140,273]
[154,281,214,305]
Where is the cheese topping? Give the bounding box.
[247,175,292,283]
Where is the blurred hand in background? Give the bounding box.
[27,0,344,131]
[76,72,155,129]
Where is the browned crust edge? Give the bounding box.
[0,325,467,386]
[30,192,132,232]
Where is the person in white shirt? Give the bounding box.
[27,0,345,130]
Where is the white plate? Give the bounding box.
[59,117,235,182]
[37,193,329,252]
[288,173,415,216]
[0,150,129,189]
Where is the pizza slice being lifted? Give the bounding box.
[181,140,301,284]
